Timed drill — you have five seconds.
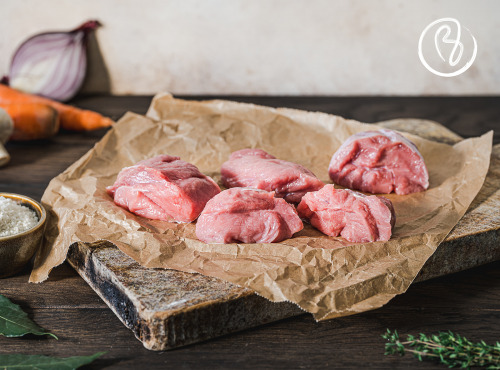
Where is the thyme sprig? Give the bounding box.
[383,329,500,369]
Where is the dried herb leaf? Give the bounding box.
[0,352,105,369]
[383,329,500,368]
[0,294,57,338]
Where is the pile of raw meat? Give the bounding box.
[107,129,428,244]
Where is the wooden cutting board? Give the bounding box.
[66,120,500,350]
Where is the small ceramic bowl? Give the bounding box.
[0,193,46,278]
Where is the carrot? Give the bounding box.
[1,103,60,141]
[0,84,114,131]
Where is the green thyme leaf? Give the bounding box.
[383,329,500,368]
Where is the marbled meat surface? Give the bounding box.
[196,188,303,244]
[221,149,324,204]
[106,155,221,223]
[328,129,428,195]
[297,185,395,243]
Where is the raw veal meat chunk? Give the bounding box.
[221,149,324,204]
[297,185,395,243]
[328,129,429,195]
[196,188,303,244]
[106,155,221,223]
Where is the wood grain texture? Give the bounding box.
[1,262,499,370]
[1,96,499,368]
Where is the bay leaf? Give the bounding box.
[0,294,57,338]
[0,352,105,369]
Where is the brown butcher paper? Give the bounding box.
[32,93,493,321]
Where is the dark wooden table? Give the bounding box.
[1,96,499,369]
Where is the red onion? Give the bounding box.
[3,20,101,102]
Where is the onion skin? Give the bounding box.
[5,20,101,102]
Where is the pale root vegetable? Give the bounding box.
[0,107,14,166]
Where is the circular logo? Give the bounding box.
[418,18,477,77]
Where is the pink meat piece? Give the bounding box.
[297,185,395,243]
[328,129,429,195]
[106,155,221,223]
[196,188,304,244]
[221,149,324,204]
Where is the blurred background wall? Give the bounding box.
[1,0,499,95]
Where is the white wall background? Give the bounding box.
[1,0,499,95]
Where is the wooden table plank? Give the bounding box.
[1,261,499,369]
[1,96,499,369]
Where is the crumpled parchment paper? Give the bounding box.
[31,93,493,320]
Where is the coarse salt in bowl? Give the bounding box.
[0,196,39,237]
[0,193,46,278]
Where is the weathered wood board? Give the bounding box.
[66,120,500,350]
